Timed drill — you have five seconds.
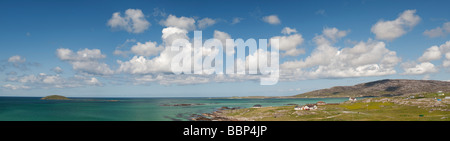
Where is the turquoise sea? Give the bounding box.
[0,97,348,121]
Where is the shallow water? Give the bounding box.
[0,97,348,121]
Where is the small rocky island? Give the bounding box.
[41,95,70,100]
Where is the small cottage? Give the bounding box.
[307,104,317,110]
[300,105,310,111]
[349,97,357,102]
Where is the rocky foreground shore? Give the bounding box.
[191,106,244,121]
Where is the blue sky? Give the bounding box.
[1,0,450,97]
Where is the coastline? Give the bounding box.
[215,96,363,99]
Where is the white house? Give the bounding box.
[300,105,309,110]
[294,106,301,110]
[300,104,317,110]
[310,105,318,110]
[349,97,357,102]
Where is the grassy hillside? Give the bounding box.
[294,79,450,98]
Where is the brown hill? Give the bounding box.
[293,79,450,98]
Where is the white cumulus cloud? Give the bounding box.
[2,84,30,90]
[322,27,349,42]
[117,26,191,75]
[159,15,196,31]
[231,17,243,24]
[423,22,450,38]
[52,66,63,74]
[417,41,450,67]
[130,41,164,57]
[270,33,305,56]
[56,48,113,75]
[197,18,216,29]
[107,9,150,33]
[214,30,235,55]
[281,27,401,80]
[371,9,420,41]
[418,46,441,62]
[4,73,103,89]
[281,27,297,35]
[8,55,26,63]
[401,62,438,75]
[262,15,281,25]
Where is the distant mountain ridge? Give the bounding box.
[294,79,450,98]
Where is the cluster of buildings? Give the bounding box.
[407,91,450,100]
[294,97,356,111]
[294,101,328,111]
[251,92,450,112]
[437,91,450,100]
[294,104,317,111]
[252,97,358,111]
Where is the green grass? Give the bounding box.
[340,102,394,110]
[224,98,450,121]
[415,92,448,99]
